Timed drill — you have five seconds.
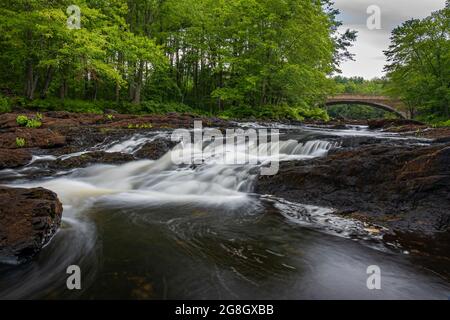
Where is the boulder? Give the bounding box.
[0,187,63,264]
[0,149,32,169]
[134,138,178,160]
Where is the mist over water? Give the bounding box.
[0,124,449,299]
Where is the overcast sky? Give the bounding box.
[334,0,446,79]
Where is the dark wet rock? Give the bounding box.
[435,136,450,144]
[49,151,135,169]
[0,187,63,264]
[52,126,131,156]
[330,124,348,130]
[256,143,450,236]
[336,136,382,149]
[0,149,32,169]
[368,119,425,130]
[134,138,178,160]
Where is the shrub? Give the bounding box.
[27,98,105,114]
[15,137,26,148]
[297,106,330,121]
[25,119,42,128]
[140,101,199,115]
[431,119,450,128]
[219,104,330,121]
[219,105,258,119]
[16,114,42,128]
[16,115,29,126]
[416,114,450,127]
[0,95,11,113]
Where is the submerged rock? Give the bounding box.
[0,187,63,264]
[49,151,135,169]
[134,138,178,160]
[256,143,450,236]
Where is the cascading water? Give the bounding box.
[0,124,448,299]
[15,134,336,207]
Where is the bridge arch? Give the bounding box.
[325,95,408,119]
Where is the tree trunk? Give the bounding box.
[60,79,67,100]
[29,74,39,100]
[115,82,120,104]
[25,61,34,99]
[132,61,144,104]
[93,80,98,101]
[260,78,267,106]
[41,67,53,99]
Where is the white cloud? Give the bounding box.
[334,0,446,79]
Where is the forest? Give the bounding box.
[0,0,448,123]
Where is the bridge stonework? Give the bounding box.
[325,94,409,119]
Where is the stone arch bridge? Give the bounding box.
[325,94,408,119]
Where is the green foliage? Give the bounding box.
[333,76,388,95]
[139,101,199,115]
[0,0,354,118]
[219,104,329,121]
[327,104,389,120]
[297,106,330,122]
[15,137,26,148]
[432,120,450,128]
[16,114,43,128]
[126,123,153,130]
[384,4,450,119]
[27,99,104,114]
[16,115,29,126]
[0,95,11,113]
[25,118,42,128]
[416,114,450,127]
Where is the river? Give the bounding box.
[0,124,449,299]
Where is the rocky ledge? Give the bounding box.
[256,142,450,254]
[0,187,63,264]
[0,111,231,170]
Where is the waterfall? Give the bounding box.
[14,133,335,209]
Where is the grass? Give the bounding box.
[15,137,26,148]
[126,123,153,129]
[431,120,450,128]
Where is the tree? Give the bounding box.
[0,0,355,117]
[384,4,450,119]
